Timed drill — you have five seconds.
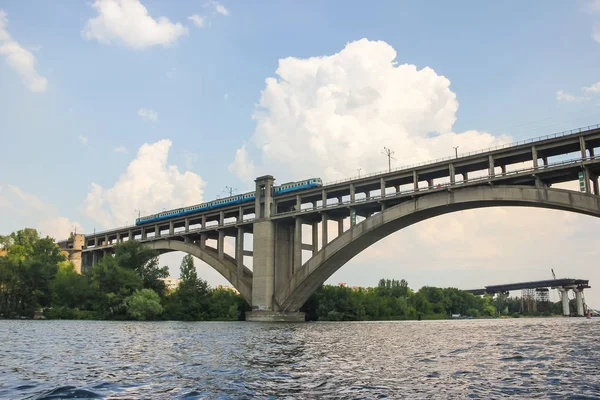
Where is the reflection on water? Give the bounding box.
[0,318,599,399]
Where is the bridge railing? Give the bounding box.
[275,155,598,217]
[323,124,600,187]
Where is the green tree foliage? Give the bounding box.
[124,289,163,320]
[114,241,169,296]
[163,255,210,320]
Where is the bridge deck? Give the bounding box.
[465,278,591,295]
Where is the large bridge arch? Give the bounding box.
[275,185,600,312]
[147,239,253,304]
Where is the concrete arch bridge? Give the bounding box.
[58,125,600,321]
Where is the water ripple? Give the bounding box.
[0,319,599,399]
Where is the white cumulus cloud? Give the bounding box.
[228,145,255,185]
[138,107,158,121]
[583,81,600,93]
[210,2,229,16]
[82,0,188,49]
[233,38,509,182]
[556,89,588,103]
[0,10,47,93]
[0,184,83,240]
[113,145,127,153]
[83,139,206,228]
[188,14,205,28]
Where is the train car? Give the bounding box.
[135,178,322,226]
[274,178,323,195]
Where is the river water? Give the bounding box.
[0,318,599,399]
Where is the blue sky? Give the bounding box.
[2,0,600,306]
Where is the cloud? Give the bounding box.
[83,139,206,228]
[233,39,509,182]
[0,10,47,93]
[583,81,600,93]
[138,107,158,121]
[211,2,229,16]
[113,146,127,153]
[82,0,188,49]
[0,185,83,240]
[188,14,205,28]
[228,145,255,185]
[79,135,89,145]
[556,90,588,103]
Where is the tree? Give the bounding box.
[124,289,163,320]
[163,255,210,320]
[114,241,168,296]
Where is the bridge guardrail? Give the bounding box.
[323,124,600,187]
[274,155,598,217]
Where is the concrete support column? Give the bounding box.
[141,229,147,240]
[169,221,174,236]
[219,211,224,226]
[312,201,317,210]
[560,288,570,316]
[580,136,587,160]
[236,227,244,277]
[532,146,539,168]
[350,184,355,202]
[462,172,468,182]
[590,147,596,158]
[488,155,495,177]
[296,194,301,211]
[116,232,121,243]
[584,167,592,194]
[94,237,98,247]
[185,218,189,233]
[321,214,328,247]
[128,230,133,240]
[426,179,433,188]
[591,172,600,195]
[238,207,244,222]
[413,170,419,190]
[394,185,400,193]
[542,156,548,166]
[380,177,386,198]
[338,196,343,204]
[105,235,109,246]
[201,215,206,229]
[293,218,302,273]
[154,225,159,237]
[322,189,327,208]
[501,165,506,174]
[449,163,456,185]
[338,218,344,237]
[312,222,318,255]
[218,230,225,260]
[576,289,584,316]
[92,251,98,266]
[200,233,207,250]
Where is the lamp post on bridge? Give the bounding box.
[357,168,361,178]
[453,146,459,158]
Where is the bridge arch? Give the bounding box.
[275,185,600,312]
[147,239,252,304]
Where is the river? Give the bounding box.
[0,318,598,399]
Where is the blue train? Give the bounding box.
[135,177,323,225]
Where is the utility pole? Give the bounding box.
[357,168,362,178]
[382,147,395,172]
[453,146,459,159]
[134,209,141,219]
[225,186,237,197]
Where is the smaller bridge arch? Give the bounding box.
[148,239,253,304]
[275,185,600,312]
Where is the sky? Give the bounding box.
[2,0,600,307]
